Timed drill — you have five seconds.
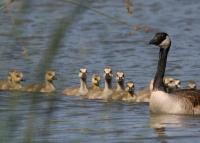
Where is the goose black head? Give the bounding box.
[149,32,171,49]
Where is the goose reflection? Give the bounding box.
[149,114,185,143]
[150,114,185,129]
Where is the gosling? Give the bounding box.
[91,74,101,90]
[165,78,181,93]
[122,81,136,102]
[87,74,102,99]
[63,68,88,96]
[96,67,113,101]
[186,80,197,89]
[24,70,56,93]
[112,71,126,101]
[0,70,24,90]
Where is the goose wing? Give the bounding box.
[173,89,200,107]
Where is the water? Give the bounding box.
[0,0,200,142]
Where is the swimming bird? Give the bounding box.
[63,68,88,96]
[0,70,24,90]
[122,81,137,102]
[149,32,200,115]
[186,80,197,89]
[96,67,113,101]
[164,78,181,93]
[8,70,24,90]
[24,70,56,93]
[91,74,101,90]
[86,74,102,99]
[115,71,125,91]
[112,71,126,101]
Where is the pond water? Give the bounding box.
[0,0,200,142]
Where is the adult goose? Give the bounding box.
[149,32,200,115]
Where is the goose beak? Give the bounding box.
[149,39,157,45]
[21,78,25,82]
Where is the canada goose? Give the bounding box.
[149,32,200,115]
[86,74,102,99]
[186,80,197,89]
[96,67,113,101]
[24,70,56,93]
[0,70,24,90]
[112,71,126,100]
[63,68,88,96]
[122,81,137,102]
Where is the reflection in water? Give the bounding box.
[149,114,184,143]
[150,114,185,128]
[154,127,167,143]
[150,114,200,143]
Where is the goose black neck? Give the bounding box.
[153,47,170,91]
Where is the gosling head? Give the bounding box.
[116,71,125,82]
[79,68,87,80]
[165,78,181,89]
[126,81,135,94]
[149,32,171,49]
[164,76,174,85]
[9,70,24,83]
[104,67,113,81]
[45,70,56,82]
[187,80,197,89]
[92,74,101,86]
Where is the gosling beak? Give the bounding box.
[53,76,57,80]
[21,78,25,82]
[177,84,180,88]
